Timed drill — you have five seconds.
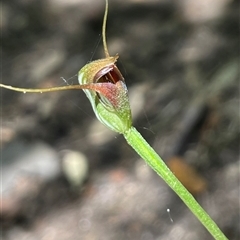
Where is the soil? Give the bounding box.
[1,0,239,239]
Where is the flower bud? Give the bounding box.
[78,56,132,134]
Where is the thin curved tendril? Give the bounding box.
[0,83,98,93]
[1,0,110,94]
[103,0,110,57]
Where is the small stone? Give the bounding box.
[61,150,89,188]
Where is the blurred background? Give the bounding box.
[1,0,239,239]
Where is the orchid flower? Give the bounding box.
[0,1,228,239]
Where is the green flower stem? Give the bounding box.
[124,126,228,240]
